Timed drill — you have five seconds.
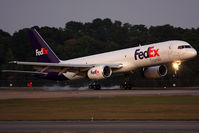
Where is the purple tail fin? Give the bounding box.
[28,29,60,63]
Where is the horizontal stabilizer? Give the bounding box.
[1,70,48,75]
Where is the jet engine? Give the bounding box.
[144,65,167,78]
[87,65,112,80]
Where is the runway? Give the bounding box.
[0,89,199,99]
[0,121,199,132]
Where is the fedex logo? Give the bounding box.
[91,70,99,74]
[35,48,48,56]
[135,46,159,60]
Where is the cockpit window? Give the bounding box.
[185,45,191,48]
[178,46,183,49]
[178,45,192,49]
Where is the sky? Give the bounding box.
[0,0,199,34]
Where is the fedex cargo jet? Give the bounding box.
[4,29,197,89]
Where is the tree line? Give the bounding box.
[0,18,199,87]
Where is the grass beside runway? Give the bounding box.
[0,96,199,121]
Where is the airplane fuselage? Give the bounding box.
[59,40,197,80]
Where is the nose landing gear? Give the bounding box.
[171,61,181,87]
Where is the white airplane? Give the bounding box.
[4,29,197,89]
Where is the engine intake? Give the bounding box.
[87,65,112,80]
[144,65,167,78]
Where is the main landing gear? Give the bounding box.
[120,74,132,90]
[120,82,132,90]
[88,74,133,90]
[88,81,101,90]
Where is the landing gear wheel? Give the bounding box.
[120,73,132,90]
[120,82,132,90]
[171,70,178,87]
[88,82,101,90]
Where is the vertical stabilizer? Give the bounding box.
[28,29,60,63]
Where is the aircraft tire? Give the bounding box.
[120,83,132,90]
[88,84,101,90]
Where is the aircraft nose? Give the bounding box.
[182,48,197,60]
[191,48,197,57]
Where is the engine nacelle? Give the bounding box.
[87,65,112,80]
[144,65,167,78]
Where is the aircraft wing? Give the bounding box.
[8,61,123,75]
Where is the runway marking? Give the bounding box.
[0,121,199,132]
